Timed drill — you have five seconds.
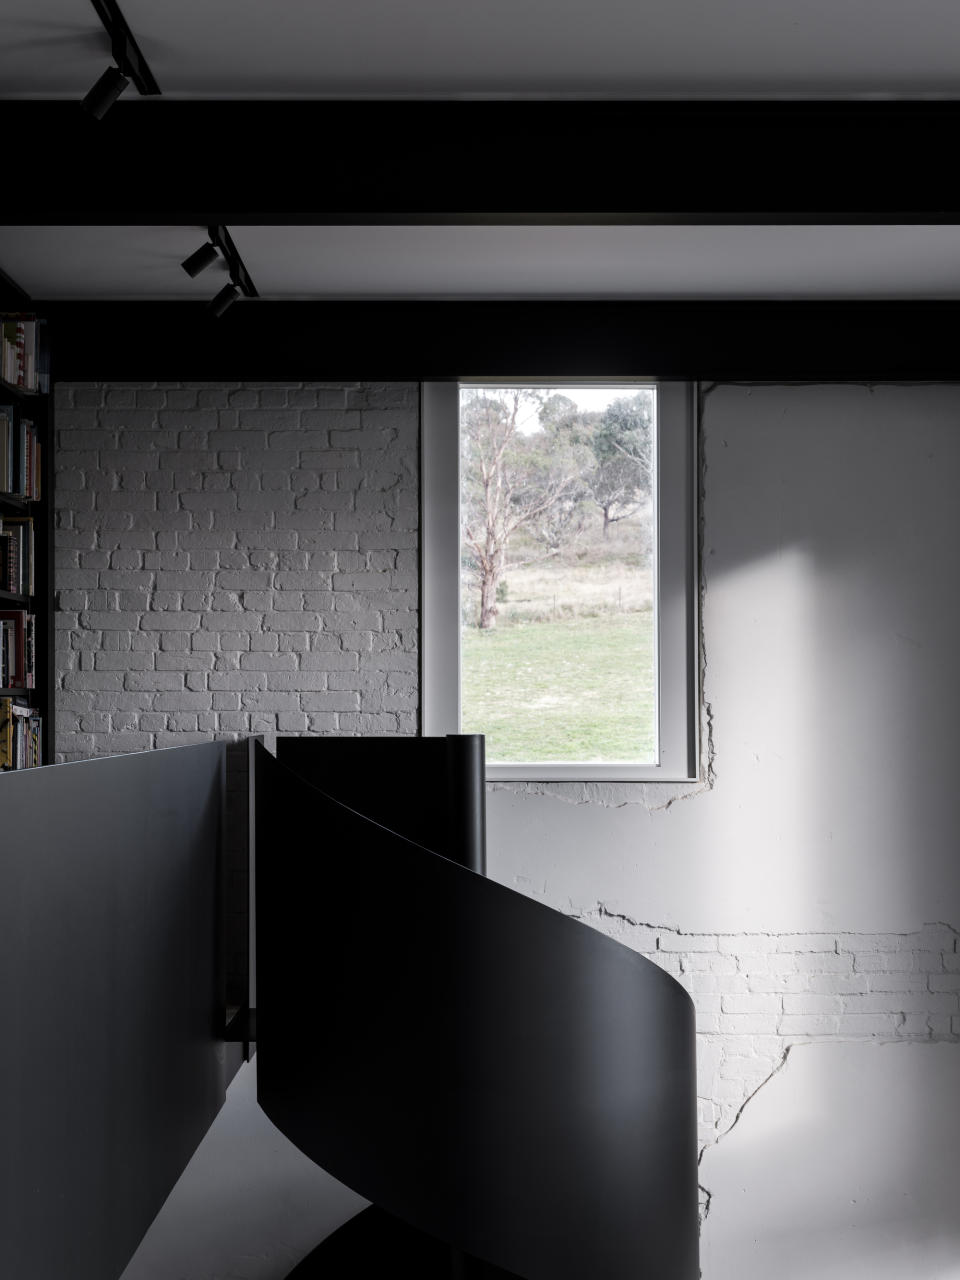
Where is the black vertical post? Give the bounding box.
[246,733,258,1061]
[444,733,486,875]
[445,733,485,1276]
[40,338,54,766]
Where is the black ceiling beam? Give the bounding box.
[88,0,161,96]
[39,300,960,382]
[8,100,960,224]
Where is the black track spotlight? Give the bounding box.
[181,241,220,278]
[82,65,130,119]
[209,282,241,318]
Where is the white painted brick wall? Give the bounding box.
[54,382,419,758]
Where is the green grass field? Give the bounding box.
[461,609,656,762]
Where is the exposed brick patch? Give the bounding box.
[573,906,960,1151]
[54,382,419,758]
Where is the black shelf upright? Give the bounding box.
[0,310,54,768]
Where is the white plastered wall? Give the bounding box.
[489,383,960,935]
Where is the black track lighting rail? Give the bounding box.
[209,225,258,298]
[88,0,161,96]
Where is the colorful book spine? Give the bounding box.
[3,516,37,594]
[0,696,41,769]
[0,315,40,391]
[0,416,40,499]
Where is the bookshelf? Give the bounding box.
[1,313,53,769]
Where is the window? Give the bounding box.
[422,381,698,781]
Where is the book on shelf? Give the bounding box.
[0,695,41,769]
[0,403,10,491]
[21,418,41,498]
[0,405,41,499]
[0,315,41,393]
[0,609,35,689]
[0,515,35,594]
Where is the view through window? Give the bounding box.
[459,384,658,765]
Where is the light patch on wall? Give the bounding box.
[694,542,823,918]
[699,1040,960,1280]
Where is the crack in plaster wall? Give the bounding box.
[697,1043,796,1227]
[695,382,717,795]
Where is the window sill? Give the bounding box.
[486,761,698,783]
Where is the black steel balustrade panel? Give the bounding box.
[256,742,699,1280]
[276,733,487,873]
[0,743,239,1280]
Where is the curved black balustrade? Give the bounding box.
[256,740,698,1280]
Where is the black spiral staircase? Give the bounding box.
[257,736,699,1280]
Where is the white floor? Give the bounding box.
[120,1058,367,1280]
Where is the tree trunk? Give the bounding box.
[479,565,499,629]
[602,506,612,538]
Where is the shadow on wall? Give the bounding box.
[699,1040,960,1280]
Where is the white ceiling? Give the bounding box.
[3,0,960,98]
[4,3,960,301]
[3,225,960,301]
